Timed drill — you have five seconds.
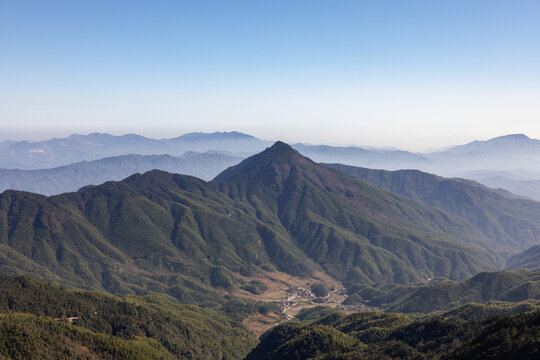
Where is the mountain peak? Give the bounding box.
[440,133,539,156]
[213,141,308,182]
[266,140,295,153]
[489,134,531,142]
[241,140,303,161]
[172,131,259,142]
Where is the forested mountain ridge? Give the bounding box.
[0,142,502,304]
[324,163,540,252]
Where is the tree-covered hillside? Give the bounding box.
[347,270,540,313]
[0,142,502,305]
[324,163,540,252]
[246,309,540,360]
[0,274,257,360]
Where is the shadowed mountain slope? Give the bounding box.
[324,163,540,252]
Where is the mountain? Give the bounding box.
[425,134,540,175]
[290,135,540,199]
[215,142,504,281]
[506,245,540,271]
[295,135,540,198]
[168,131,267,153]
[292,134,540,179]
[0,131,270,169]
[246,309,540,360]
[4,131,540,202]
[0,152,242,195]
[0,142,502,304]
[324,163,540,252]
[3,140,540,358]
[435,134,540,156]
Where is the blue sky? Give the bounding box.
[1,0,539,150]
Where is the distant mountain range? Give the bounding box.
[0,152,242,195]
[3,132,540,175]
[426,133,540,179]
[4,132,540,200]
[294,134,540,176]
[302,134,540,202]
[0,131,270,170]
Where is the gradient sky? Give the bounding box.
[1,0,539,150]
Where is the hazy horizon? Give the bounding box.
[1,1,539,151]
[0,127,535,153]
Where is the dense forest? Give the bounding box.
[246,309,540,360]
[2,274,540,359]
[0,275,258,359]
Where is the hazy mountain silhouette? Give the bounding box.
[0,131,270,169]
[3,132,540,207]
[0,152,242,195]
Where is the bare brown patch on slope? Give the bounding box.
[242,312,282,337]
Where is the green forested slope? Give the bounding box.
[0,142,502,301]
[325,163,540,252]
[215,142,501,285]
[348,270,540,313]
[0,313,172,360]
[245,310,540,360]
[0,275,257,360]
